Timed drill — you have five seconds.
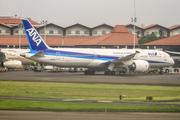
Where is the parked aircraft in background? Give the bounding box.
[21,19,174,75]
[165,50,180,60]
[0,49,34,70]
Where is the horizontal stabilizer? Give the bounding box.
[32,51,44,57]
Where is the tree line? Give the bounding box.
[137,29,166,45]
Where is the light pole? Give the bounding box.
[42,20,47,42]
[14,15,17,25]
[131,0,136,49]
[18,23,23,49]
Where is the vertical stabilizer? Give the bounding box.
[21,19,49,51]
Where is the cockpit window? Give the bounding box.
[164,53,170,57]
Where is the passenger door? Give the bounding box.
[56,52,61,60]
[93,52,98,59]
[163,53,167,61]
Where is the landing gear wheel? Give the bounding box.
[91,70,95,75]
[165,69,169,73]
[159,71,163,74]
[84,70,88,75]
[87,70,92,75]
[104,71,109,75]
[111,71,115,75]
[84,70,95,75]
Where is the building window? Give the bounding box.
[40,30,45,34]
[6,30,10,33]
[102,30,106,34]
[154,31,158,35]
[84,31,89,34]
[49,30,54,34]
[145,32,149,35]
[164,31,167,35]
[0,30,1,33]
[14,30,18,33]
[76,30,80,34]
[23,30,25,33]
[93,31,97,34]
[58,30,63,34]
[66,31,71,34]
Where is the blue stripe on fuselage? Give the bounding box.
[28,49,167,63]
[146,60,166,63]
[29,49,119,61]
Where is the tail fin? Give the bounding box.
[21,19,49,51]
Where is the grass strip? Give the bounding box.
[0,99,180,112]
[0,81,180,102]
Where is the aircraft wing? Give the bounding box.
[111,51,139,65]
[101,51,140,70]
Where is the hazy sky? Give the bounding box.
[0,0,180,27]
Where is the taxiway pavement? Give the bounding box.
[0,111,180,120]
[0,71,180,86]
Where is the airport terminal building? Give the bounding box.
[0,16,180,50]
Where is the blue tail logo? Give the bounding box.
[26,28,42,46]
[21,19,48,51]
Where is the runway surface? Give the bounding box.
[0,71,180,86]
[0,111,180,120]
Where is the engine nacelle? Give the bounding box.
[129,60,150,72]
[3,60,22,69]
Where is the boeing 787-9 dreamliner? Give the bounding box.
[21,19,174,75]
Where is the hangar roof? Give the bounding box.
[77,25,138,46]
[143,24,168,30]
[143,34,180,45]
[65,23,90,29]
[168,25,180,30]
[126,24,143,30]
[0,22,12,28]
[92,24,113,29]
[37,23,64,29]
[0,18,39,25]
[0,35,94,47]
[45,36,94,46]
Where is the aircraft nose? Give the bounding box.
[170,58,175,66]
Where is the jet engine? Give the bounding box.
[129,60,150,72]
[1,60,22,69]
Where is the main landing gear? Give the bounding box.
[104,71,126,75]
[104,71,115,75]
[159,68,163,74]
[84,70,95,75]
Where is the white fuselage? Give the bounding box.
[25,48,174,69]
[1,49,34,65]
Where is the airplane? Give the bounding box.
[165,50,180,61]
[20,18,174,75]
[0,49,34,70]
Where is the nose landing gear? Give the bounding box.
[84,70,95,75]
